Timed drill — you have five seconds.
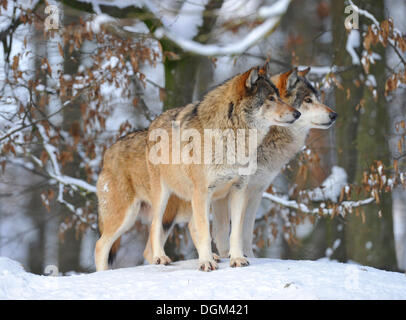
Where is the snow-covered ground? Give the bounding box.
[1,257,406,300]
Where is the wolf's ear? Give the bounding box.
[257,62,270,77]
[287,67,299,90]
[298,67,311,77]
[262,62,272,78]
[245,68,259,90]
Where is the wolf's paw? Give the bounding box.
[153,255,171,265]
[212,253,221,263]
[230,257,250,268]
[199,260,218,272]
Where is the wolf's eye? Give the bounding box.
[305,98,312,103]
[269,96,275,102]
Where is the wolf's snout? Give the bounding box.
[329,112,338,121]
[293,110,301,120]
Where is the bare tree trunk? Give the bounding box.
[58,7,82,273]
[327,0,363,264]
[43,2,64,271]
[338,0,396,270]
[27,14,47,275]
[392,187,406,270]
[385,0,406,271]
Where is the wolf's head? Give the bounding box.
[266,66,337,129]
[232,67,301,130]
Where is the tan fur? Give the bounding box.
[94,104,229,271]
[146,66,337,261]
[94,129,191,271]
[94,65,299,271]
[145,66,298,271]
[214,67,337,257]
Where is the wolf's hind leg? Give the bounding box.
[143,218,174,264]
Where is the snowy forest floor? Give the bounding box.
[1,257,406,299]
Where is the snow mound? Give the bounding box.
[1,257,405,300]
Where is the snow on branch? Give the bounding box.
[263,159,406,217]
[262,165,378,216]
[348,0,379,26]
[347,0,405,86]
[263,191,375,216]
[346,29,361,65]
[36,124,97,194]
[154,0,292,56]
[31,124,98,228]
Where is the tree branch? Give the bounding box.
[154,0,292,56]
[262,192,375,216]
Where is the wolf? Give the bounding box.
[144,65,300,271]
[211,66,338,258]
[94,64,300,271]
[145,65,337,263]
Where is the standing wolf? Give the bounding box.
[94,65,300,271]
[144,66,337,262]
[211,66,338,258]
[145,66,300,271]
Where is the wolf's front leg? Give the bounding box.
[242,191,263,258]
[192,190,218,271]
[188,219,221,263]
[149,181,171,265]
[212,196,230,258]
[229,186,250,267]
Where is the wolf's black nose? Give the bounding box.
[329,112,338,121]
[293,110,301,119]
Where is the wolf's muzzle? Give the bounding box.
[329,112,338,121]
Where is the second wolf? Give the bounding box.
[211,66,337,258]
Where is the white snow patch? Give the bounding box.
[1,257,406,299]
[102,56,120,69]
[86,14,116,33]
[346,29,360,65]
[366,74,377,88]
[308,166,348,202]
[163,0,209,40]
